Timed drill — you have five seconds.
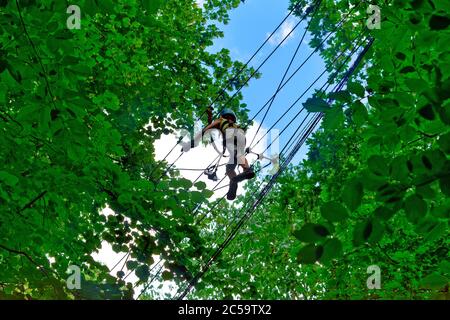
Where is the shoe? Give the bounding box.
[233,168,256,183]
[227,181,238,200]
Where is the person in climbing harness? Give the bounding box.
[181,108,255,200]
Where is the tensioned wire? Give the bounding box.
[174,36,372,300]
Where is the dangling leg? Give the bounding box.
[226,165,237,180]
[226,163,238,201]
[226,136,239,200]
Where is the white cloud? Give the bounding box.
[267,16,298,47]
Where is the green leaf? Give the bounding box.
[342,179,363,212]
[126,260,138,270]
[327,90,351,103]
[320,201,349,222]
[404,78,427,92]
[416,184,436,199]
[135,265,150,282]
[438,260,450,275]
[366,219,384,244]
[439,176,450,196]
[175,178,193,189]
[93,91,120,111]
[322,106,344,130]
[424,221,447,242]
[347,82,365,97]
[349,101,368,125]
[319,238,343,264]
[194,181,207,190]
[202,189,214,198]
[353,219,384,245]
[142,0,163,14]
[0,171,19,187]
[303,97,329,112]
[67,143,87,162]
[438,132,450,154]
[190,191,205,203]
[6,63,21,84]
[429,15,450,30]
[162,271,173,281]
[374,206,396,220]
[420,273,448,290]
[430,204,449,219]
[296,244,323,264]
[118,193,132,205]
[367,155,389,176]
[0,83,6,104]
[390,156,409,182]
[293,223,330,243]
[404,194,427,224]
[438,104,450,125]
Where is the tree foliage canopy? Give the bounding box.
[1,0,449,300]
[0,0,252,299]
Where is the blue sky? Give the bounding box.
[208,0,327,166]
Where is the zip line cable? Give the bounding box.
[175,114,323,300]
[184,40,374,296]
[136,38,366,294]
[137,99,316,297]
[175,38,374,300]
[154,12,308,183]
[190,48,364,281]
[195,42,374,267]
[197,34,370,261]
[176,44,374,299]
[139,31,369,297]
[194,120,314,259]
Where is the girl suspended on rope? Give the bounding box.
[181,108,255,200]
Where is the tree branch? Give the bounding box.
[19,190,47,213]
[0,244,48,276]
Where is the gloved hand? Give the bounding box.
[181,140,193,152]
